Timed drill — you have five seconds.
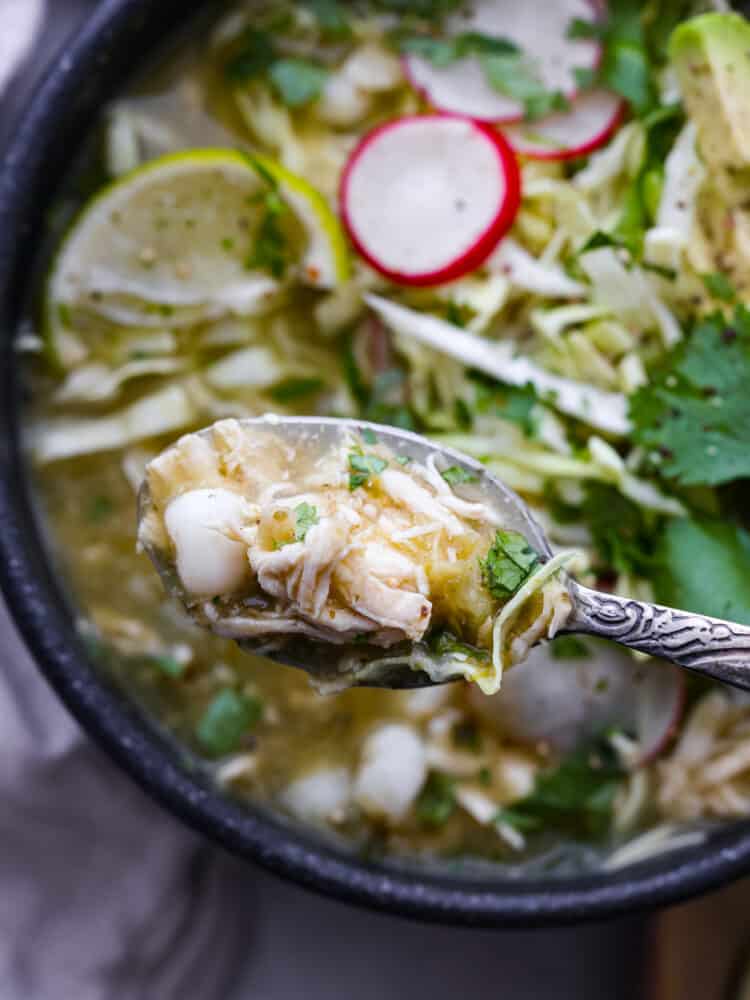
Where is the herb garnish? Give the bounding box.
[416,771,456,826]
[294,502,319,542]
[496,741,624,839]
[269,377,326,403]
[480,529,540,600]
[441,465,478,486]
[196,689,263,758]
[630,305,750,486]
[268,58,329,107]
[550,636,591,659]
[348,451,388,490]
[225,29,328,107]
[702,272,736,303]
[396,31,568,120]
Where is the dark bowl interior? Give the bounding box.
[2,0,750,927]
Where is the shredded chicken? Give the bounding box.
[138,418,569,687]
[656,691,750,820]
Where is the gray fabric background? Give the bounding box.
[0,3,648,996]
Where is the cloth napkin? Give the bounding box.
[0,5,248,997]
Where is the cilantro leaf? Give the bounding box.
[441,465,478,486]
[480,529,540,600]
[300,0,350,37]
[269,58,329,107]
[294,502,319,542]
[479,51,568,120]
[568,0,657,116]
[630,307,750,486]
[550,636,591,659]
[655,518,750,626]
[702,272,736,303]
[395,30,564,120]
[397,30,518,66]
[581,482,659,577]
[196,690,263,757]
[224,29,276,83]
[348,452,388,490]
[416,771,456,826]
[428,628,490,664]
[472,374,539,437]
[246,180,290,278]
[498,742,623,839]
[150,654,186,678]
[342,353,419,431]
[269,377,326,403]
[87,495,113,523]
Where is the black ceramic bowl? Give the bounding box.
[3,0,750,927]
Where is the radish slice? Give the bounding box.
[502,90,625,161]
[469,639,685,765]
[340,115,520,286]
[403,0,601,124]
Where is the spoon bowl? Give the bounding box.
[140,416,750,693]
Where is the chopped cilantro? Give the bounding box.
[246,181,289,278]
[268,58,329,107]
[416,771,456,827]
[569,1,653,115]
[480,529,540,600]
[441,465,478,486]
[496,741,624,839]
[472,374,539,437]
[361,428,378,444]
[377,0,464,19]
[429,629,490,664]
[348,452,387,490]
[224,28,276,83]
[294,502,319,542]
[702,272,736,303]
[453,397,473,430]
[395,30,566,120]
[151,654,186,679]
[395,455,411,466]
[269,377,326,403]
[452,720,482,753]
[629,306,750,486]
[300,0,351,36]
[550,636,591,659]
[196,690,263,757]
[365,368,418,431]
[581,482,658,577]
[579,230,625,254]
[87,495,113,523]
[478,766,492,787]
[655,518,750,626]
[397,30,518,67]
[480,51,568,120]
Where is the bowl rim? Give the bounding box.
[2,0,750,928]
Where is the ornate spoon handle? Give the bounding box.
[564,580,750,691]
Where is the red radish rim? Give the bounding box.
[401,0,606,126]
[635,664,686,767]
[503,96,626,162]
[339,113,522,287]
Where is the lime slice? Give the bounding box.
[248,153,350,289]
[45,148,350,367]
[45,149,278,365]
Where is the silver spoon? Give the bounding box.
[139,416,750,692]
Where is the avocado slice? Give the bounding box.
[669,13,750,172]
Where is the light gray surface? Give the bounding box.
[0,4,648,997]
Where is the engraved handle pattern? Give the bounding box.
[565,581,750,691]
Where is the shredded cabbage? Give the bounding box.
[365,294,631,435]
[34,385,197,463]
